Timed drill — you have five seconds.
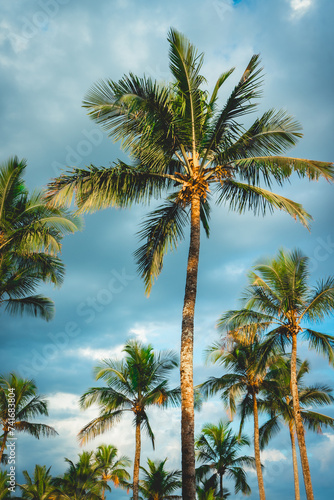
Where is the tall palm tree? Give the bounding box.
[46,30,333,498]
[93,444,131,499]
[0,156,81,320]
[52,451,108,500]
[200,337,279,500]
[195,420,255,498]
[218,248,334,500]
[260,358,334,500]
[0,373,58,464]
[78,339,179,500]
[138,458,182,500]
[18,464,56,500]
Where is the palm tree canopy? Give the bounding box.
[259,358,334,448]
[139,458,182,499]
[78,339,180,446]
[195,420,255,495]
[0,156,82,320]
[0,373,58,439]
[46,29,333,295]
[93,443,131,486]
[217,248,334,363]
[18,464,56,500]
[52,451,110,500]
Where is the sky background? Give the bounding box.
[1,0,334,498]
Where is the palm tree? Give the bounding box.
[0,470,11,500]
[218,248,334,500]
[0,373,58,464]
[0,156,81,320]
[52,451,108,500]
[195,420,254,498]
[18,464,56,500]
[78,339,179,500]
[93,444,131,499]
[260,358,334,500]
[200,338,279,500]
[46,30,333,498]
[138,458,182,500]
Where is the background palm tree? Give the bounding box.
[46,28,333,498]
[52,451,108,500]
[0,470,11,500]
[93,444,131,499]
[78,339,179,500]
[218,248,334,500]
[0,156,81,320]
[17,464,56,500]
[200,337,279,500]
[260,358,334,500]
[138,458,182,500]
[0,373,58,464]
[195,420,255,499]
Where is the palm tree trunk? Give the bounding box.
[180,193,201,500]
[133,419,141,500]
[253,393,266,500]
[220,472,223,499]
[289,421,301,500]
[0,430,8,464]
[291,333,314,500]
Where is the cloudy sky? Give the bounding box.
[1,0,334,498]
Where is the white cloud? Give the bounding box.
[261,448,287,462]
[66,345,125,361]
[289,0,313,18]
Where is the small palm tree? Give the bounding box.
[17,465,56,500]
[93,444,131,499]
[46,28,333,500]
[200,338,278,500]
[52,451,109,500]
[139,458,182,500]
[79,339,179,500]
[0,156,81,320]
[195,420,255,499]
[0,373,58,463]
[218,248,334,500]
[260,358,334,500]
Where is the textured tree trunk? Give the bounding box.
[289,421,301,500]
[291,333,314,500]
[133,420,141,500]
[0,430,8,464]
[253,393,266,500]
[180,193,201,500]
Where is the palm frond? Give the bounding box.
[216,178,312,228]
[134,199,188,295]
[3,295,54,321]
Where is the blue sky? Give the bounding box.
[1,0,334,498]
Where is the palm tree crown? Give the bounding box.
[79,339,179,500]
[46,29,333,499]
[139,458,182,500]
[0,156,81,320]
[195,420,255,498]
[18,464,56,500]
[0,373,58,464]
[93,444,131,498]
